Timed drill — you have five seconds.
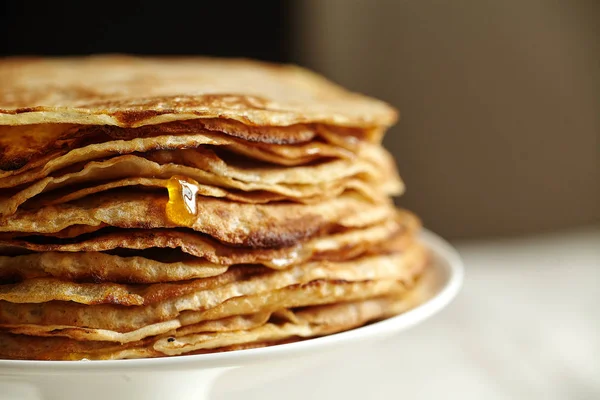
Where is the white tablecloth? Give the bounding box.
[214,227,599,400]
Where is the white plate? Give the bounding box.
[0,230,463,400]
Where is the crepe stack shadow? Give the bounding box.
[0,56,430,360]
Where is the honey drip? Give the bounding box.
[166,176,200,227]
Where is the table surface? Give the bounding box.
[214,226,599,400]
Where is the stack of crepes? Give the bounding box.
[0,56,429,360]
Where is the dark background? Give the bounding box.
[0,1,292,61]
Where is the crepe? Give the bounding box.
[0,147,399,217]
[0,56,397,128]
[0,244,425,330]
[0,121,356,174]
[0,244,425,306]
[0,216,415,283]
[0,295,420,360]
[0,252,229,283]
[0,191,397,248]
[0,55,428,361]
[0,213,417,268]
[0,122,399,185]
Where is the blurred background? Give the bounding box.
[2,0,597,239]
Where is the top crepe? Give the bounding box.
[0,56,397,128]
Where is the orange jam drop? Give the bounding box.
[166,176,200,227]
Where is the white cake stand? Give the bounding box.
[0,230,463,400]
